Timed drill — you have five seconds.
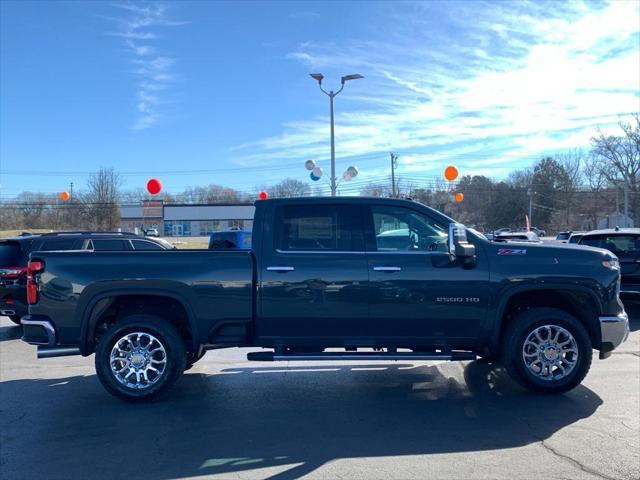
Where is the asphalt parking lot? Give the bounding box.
[1,313,638,480]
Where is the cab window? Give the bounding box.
[276,205,363,251]
[370,206,448,252]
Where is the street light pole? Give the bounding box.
[329,91,336,196]
[310,73,363,196]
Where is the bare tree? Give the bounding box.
[268,178,310,198]
[181,185,242,203]
[555,150,585,228]
[84,168,122,230]
[591,114,640,223]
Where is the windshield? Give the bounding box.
[556,232,570,240]
[580,234,640,256]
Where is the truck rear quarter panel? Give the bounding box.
[29,250,254,350]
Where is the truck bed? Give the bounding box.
[28,250,254,350]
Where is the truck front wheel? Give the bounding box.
[502,307,592,394]
[95,315,186,401]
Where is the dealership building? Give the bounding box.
[120,201,255,237]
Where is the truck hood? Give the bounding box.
[487,239,616,266]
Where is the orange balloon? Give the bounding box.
[59,191,70,202]
[455,192,464,202]
[444,165,458,181]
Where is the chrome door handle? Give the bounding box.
[373,266,402,272]
[267,266,295,272]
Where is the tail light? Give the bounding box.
[26,261,44,305]
[0,267,27,279]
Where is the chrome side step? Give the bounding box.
[247,351,476,362]
[37,346,81,359]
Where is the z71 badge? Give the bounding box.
[498,248,527,255]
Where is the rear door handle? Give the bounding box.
[373,266,402,272]
[267,266,295,272]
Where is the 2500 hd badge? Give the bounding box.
[436,297,481,303]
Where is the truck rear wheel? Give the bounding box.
[502,307,592,394]
[95,315,186,401]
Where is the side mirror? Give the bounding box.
[448,223,476,266]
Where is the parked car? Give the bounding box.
[21,197,628,400]
[493,228,511,236]
[144,228,159,237]
[494,231,541,242]
[0,232,174,324]
[578,228,640,297]
[208,230,252,250]
[530,227,546,237]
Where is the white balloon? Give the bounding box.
[342,171,352,181]
[312,167,323,177]
[347,166,359,177]
[305,159,316,171]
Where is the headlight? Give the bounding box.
[603,257,620,270]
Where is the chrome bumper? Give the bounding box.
[599,312,630,359]
[21,316,81,358]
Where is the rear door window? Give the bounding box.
[90,239,131,251]
[39,238,82,250]
[0,242,25,266]
[130,240,164,250]
[276,204,363,251]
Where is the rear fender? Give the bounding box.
[78,283,199,355]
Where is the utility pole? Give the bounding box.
[624,177,629,227]
[528,187,533,229]
[309,73,363,196]
[390,152,398,198]
[69,182,74,229]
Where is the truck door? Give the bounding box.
[259,203,369,343]
[365,204,489,342]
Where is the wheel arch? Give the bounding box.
[79,288,199,355]
[491,285,603,353]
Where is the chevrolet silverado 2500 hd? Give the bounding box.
[21,197,629,400]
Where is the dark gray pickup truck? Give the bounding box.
[21,197,629,400]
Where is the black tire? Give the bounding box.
[95,315,186,401]
[501,307,592,394]
[9,315,22,325]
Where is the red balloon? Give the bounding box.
[147,178,162,195]
[258,191,268,200]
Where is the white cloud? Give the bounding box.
[112,2,184,130]
[233,1,640,180]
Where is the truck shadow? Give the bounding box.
[0,360,603,480]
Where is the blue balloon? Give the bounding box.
[310,172,320,181]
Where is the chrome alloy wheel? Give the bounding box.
[110,332,167,389]
[522,325,578,381]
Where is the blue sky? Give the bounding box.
[1,0,638,198]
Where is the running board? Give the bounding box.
[247,351,476,362]
[37,346,81,359]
